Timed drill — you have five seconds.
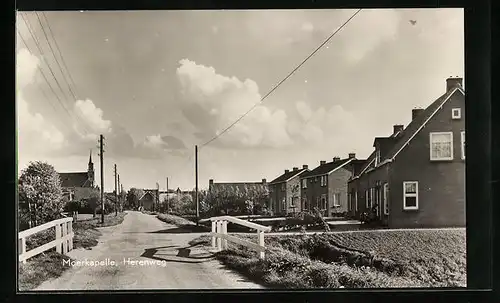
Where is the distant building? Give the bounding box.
[269,165,309,215]
[58,151,95,202]
[348,77,465,228]
[300,153,363,217]
[138,189,158,211]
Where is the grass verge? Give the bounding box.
[18,212,128,291]
[189,228,466,288]
[156,213,210,232]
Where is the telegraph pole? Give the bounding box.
[166,177,169,213]
[195,145,199,225]
[114,164,118,216]
[99,134,105,224]
[117,174,121,212]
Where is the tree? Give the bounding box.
[126,188,144,210]
[18,161,64,229]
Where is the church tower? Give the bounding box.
[88,149,95,187]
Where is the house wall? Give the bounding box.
[389,90,465,228]
[327,167,352,216]
[140,195,155,211]
[286,175,302,214]
[300,175,328,213]
[269,183,286,214]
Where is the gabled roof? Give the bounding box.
[351,86,464,181]
[59,172,91,188]
[139,190,157,201]
[301,158,354,178]
[269,168,308,184]
[382,86,464,164]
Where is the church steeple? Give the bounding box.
[88,149,95,187]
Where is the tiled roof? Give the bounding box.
[59,172,91,188]
[269,168,308,184]
[301,158,353,178]
[210,182,267,193]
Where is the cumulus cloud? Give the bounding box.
[176,59,293,149]
[73,99,112,137]
[16,48,67,155]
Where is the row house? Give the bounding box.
[268,165,309,215]
[299,153,365,217]
[347,77,466,228]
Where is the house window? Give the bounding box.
[430,132,453,161]
[375,149,381,166]
[321,194,327,210]
[332,193,341,207]
[281,198,286,212]
[403,181,418,210]
[452,108,461,119]
[291,196,299,207]
[302,197,307,210]
[383,183,389,215]
[320,175,327,187]
[370,188,375,209]
[281,183,286,192]
[461,131,465,160]
[302,179,307,189]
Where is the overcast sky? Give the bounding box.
[16,9,464,192]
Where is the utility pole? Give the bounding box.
[121,183,124,211]
[195,145,199,225]
[117,174,121,212]
[166,177,169,213]
[99,134,105,224]
[114,164,118,216]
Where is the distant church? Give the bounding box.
[58,151,95,201]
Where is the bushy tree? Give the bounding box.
[18,161,64,229]
[204,184,270,216]
[126,188,144,209]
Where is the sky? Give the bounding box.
[15,9,464,192]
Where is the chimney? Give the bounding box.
[209,179,214,186]
[333,157,340,162]
[262,179,267,185]
[393,124,404,135]
[446,76,463,92]
[293,167,299,171]
[348,153,356,159]
[303,165,308,169]
[285,169,290,174]
[320,160,326,165]
[412,108,424,120]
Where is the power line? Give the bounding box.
[36,12,79,102]
[199,8,362,150]
[17,30,75,126]
[19,13,92,135]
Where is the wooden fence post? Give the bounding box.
[211,221,216,249]
[61,222,68,254]
[216,220,222,251]
[19,238,26,264]
[55,224,62,253]
[67,221,72,251]
[258,231,265,259]
[222,220,228,249]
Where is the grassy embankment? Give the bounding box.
[189,228,466,288]
[18,212,128,291]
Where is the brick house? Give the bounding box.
[269,165,309,215]
[347,77,465,228]
[299,153,363,217]
[58,151,95,202]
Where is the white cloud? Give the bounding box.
[176,59,293,149]
[73,99,112,137]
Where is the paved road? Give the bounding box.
[36,211,264,290]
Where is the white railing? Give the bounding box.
[208,216,271,259]
[18,217,74,264]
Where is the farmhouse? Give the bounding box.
[347,77,465,228]
[269,165,310,215]
[299,153,364,217]
[138,189,159,211]
[58,151,96,202]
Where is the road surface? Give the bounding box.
[36,211,264,290]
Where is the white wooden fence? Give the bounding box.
[18,217,74,263]
[207,216,271,259]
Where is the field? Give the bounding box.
[190,228,466,288]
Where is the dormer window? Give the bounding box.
[374,149,381,166]
[452,108,461,119]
